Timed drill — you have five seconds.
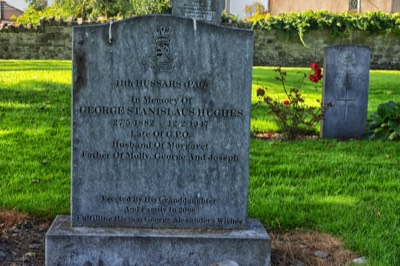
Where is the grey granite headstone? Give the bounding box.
[321,45,371,138]
[46,15,271,265]
[71,15,252,230]
[171,0,225,24]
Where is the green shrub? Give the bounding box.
[366,101,400,140]
[246,11,400,46]
[15,0,172,26]
[16,6,70,26]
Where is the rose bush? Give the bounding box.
[257,64,325,140]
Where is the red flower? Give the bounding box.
[308,74,318,83]
[309,63,323,83]
[256,88,265,97]
[315,68,323,79]
[283,100,290,105]
[311,63,319,70]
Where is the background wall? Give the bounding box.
[0,19,72,60]
[253,29,400,69]
[1,20,400,69]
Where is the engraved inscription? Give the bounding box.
[75,77,244,226]
[73,195,240,227]
[178,1,216,23]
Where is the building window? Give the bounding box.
[349,0,358,11]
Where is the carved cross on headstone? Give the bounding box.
[336,73,357,123]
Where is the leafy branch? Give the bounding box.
[246,11,400,46]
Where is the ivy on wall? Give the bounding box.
[246,11,400,46]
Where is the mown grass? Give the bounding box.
[250,139,400,265]
[0,61,399,265]
[0,60,71,216]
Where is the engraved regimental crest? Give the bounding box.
[339,48,357,69]
[141,26,182,73]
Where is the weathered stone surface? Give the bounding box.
[171,0,225,24]
[71,15,253,229]
[46,216,271,266]
[321,45,371,138]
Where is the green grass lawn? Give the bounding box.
[0,60,71,216]
[1,61,399,265]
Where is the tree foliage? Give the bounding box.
[17,0,171,25]
[17,5,70,25]
[25,0,48,11]
[52,0,171,19]
[244,2,266,18]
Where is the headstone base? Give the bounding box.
[46,216,271,266]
